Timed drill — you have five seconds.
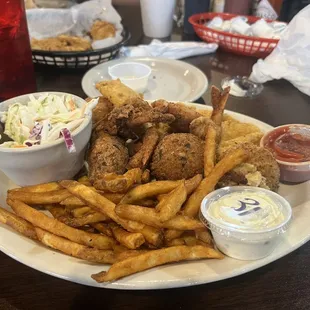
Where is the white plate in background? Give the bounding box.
[81,57,208,102]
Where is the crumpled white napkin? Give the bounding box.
[250,5,310,96]
[119,39,218,59]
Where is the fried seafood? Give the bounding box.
[31,35,92,52]
[96,79,143,107]
[94,99,175,139]
[152,100,201,132]
[86,96,114,124]
[127,127,160,170]
[151,133,204,180]
[218,143,280,191]
[90,21,116,40]
[211,86,230,127]
[87,133,129,181]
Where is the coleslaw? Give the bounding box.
[0,93,98,151]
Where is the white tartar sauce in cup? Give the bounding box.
[200,186,292,260]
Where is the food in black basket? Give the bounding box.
[31,35,92,51]
[31,21,116,52]
[90,21,116,40]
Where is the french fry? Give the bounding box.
[7,189,71,205]
[92,245,224,282]
[45,205,69,219]
[115,249,149,262]
[195,229,213,245]
[102,193,124,204]
[115,204,204,230]
[8,199,115,250]
[164,229,182,241]
[138,225,163,247]
[0,207,37,240]
[58,212,109,228]
[109,223,145,250]
[127,127,159,170]
[59,180,144,232]
[77,176,91,186]
[136,199,157,208]
[60,196,85,207]
[35,228,116,264]
[183,147,248,218]
[120,180,182,204]
[184,174,203,195]
[91,223,113,237]
[204,123,218,177]
[141,169,150,184]
[93,168,142,193]
[71,206,94,218]
[156,182,187,222]
[8,182,61,193]
[165,238,185,247]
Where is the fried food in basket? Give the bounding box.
[31,35,92,52]
[92,245,223,282]
[151,133,204,180]
[90,21,116,40]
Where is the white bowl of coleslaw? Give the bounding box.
[0,92,94,186]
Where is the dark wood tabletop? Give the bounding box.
[1,4,310,310]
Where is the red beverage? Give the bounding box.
[0,0,37,101]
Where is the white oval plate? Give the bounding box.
[0,103,309,290]
[81,57,208,102]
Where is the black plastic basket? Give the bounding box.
[31,27,131,69]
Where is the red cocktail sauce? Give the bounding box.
[264,125,310,163]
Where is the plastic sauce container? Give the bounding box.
[200,186,292,260]
[260,124,310,183]
[108,62,151,93]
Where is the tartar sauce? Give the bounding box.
[208,191,285,231]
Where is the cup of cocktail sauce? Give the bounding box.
[260,124,310,183]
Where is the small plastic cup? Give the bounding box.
[108,62,151,93]
[260,124,310,183]
[200,186,292,260]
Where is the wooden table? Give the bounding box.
[1,4,310,310]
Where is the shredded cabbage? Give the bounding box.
[0,94,98,149]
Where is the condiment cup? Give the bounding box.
[0,92,92,186]
[260,124,310,183]
[200,186,292,260]
[108,62,151,93]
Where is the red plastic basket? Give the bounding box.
[189,12,279,58]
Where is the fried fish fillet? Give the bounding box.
[31,35,91,52]
[90,21,116,40]
[96,79,143,107]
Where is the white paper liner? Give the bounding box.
[26,0,123,50]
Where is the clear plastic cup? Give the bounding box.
[108,62,151,93]
[200,186,292,260]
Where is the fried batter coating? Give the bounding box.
[152,100,201,132]
[127,127,160,170]
[88,133,129,181]
[96,79,143,107]
[86,96,114,124]
[151,133,204,180]
[31,35,91,52]
[95,99,175,139]
[90,21,116,40]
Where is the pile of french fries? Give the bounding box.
[0,86,252,283]
[0,145,247,283]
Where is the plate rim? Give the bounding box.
[1,103,309,290]
[81,57,208,102]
